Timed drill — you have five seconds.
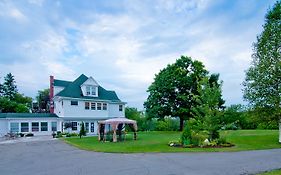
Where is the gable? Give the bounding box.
[81,77,99,86]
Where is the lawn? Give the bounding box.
[258,169,281,175]
[63,130,281,153]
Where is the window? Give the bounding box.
[51,122,57,131]
[85,122,89,132]
[85,102,90,110]
[86,86,91,95]
[119,105,123,111]
[90,122,95,132]
[71,101,78,106]
[86,85,96,96]
[32,122,39,132]
[97,103,102,110]
[72,122,77,131]
[103,103,107,110]
[21,122,29,132]
[41,122,48,131]
[91,102,96,110]
[10,122,19,133]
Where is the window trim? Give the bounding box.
[102,103,107,110]
[71,100,78,106]
[21,122,29,132]
[32,122,39,132]
[40,122,48,132]
[119,105,123,112]
[91,102,96,110]
[10,122,19,133]
[97,103,102,110]
[85,102,90,110]
[86,85,97,96]
[72,122,77,131]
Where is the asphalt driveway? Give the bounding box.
[0,139,280,175]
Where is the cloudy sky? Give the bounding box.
[0,0,276,109]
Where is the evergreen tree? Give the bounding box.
[243,1,281,122]
[3,73,18,100]
[79,122,86,138]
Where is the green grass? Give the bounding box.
[258,169,281,175]
[63,130,281,153]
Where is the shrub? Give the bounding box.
[18,133,24,137]
[191,131,209,146]
[181,124,191,145]
[25,133,34,137]
[79,122,86,138]
[257,121,279,130]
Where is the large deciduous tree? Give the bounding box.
[243,1,281,122]
[144,56,208,131]
[36,88,50,112]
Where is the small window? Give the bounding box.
[51,122,57,131]
[71,101,78,106]
[72,122,77,131]
[103,103,107,110]
[41,122,48,131]
[119,105,123,112]
[85,102,90,110]
[86,85,96,96]
[32,122,39,132]
[21,122,29,132]
[97,103,102,110]
[91,102,96,110]
[10,122,19,133]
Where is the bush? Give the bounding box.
[18,133,24,137]
[25,133,34,137]
[191,131,209,146]
[155,118,179,131]
[257,121,279,129]
[181,124,191,145]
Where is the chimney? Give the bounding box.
[50,75,54,113]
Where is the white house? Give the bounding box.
[0,74,125,136]
[50,74,126,135]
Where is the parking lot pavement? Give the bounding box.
[0,139,281,175]
[0,135,56,144]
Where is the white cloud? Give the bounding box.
[0,1,28,22]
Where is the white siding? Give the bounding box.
[0,119,8,136]
[108,103,125,118]
[54,100,64,117]
[60,99,109,119]
[54,86,65,95]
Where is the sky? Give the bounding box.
[0,0,277,109]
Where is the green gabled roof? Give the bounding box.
[54,79,72,87]
[0,113,59,119]
[55,74,121,102]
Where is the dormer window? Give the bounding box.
[86,85,96,96]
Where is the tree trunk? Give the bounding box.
[179,117,184,131]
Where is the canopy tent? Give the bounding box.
[98,117,137,142]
